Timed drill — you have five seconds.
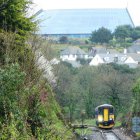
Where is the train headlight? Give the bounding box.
[98,116,103,122]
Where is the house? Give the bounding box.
[88,47,107,58]
[133,39,140,45]
[127,53,140,65]
[60,46,88,61]
[89,54,105,66]
[127,45,140,54]
[127,39,140,53]
[89,53,138,68]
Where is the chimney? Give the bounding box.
[114,54,118,63]
[124,48,127,54]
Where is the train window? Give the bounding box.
[109,107,114,114]
[98,108,103,115]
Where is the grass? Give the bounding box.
[74,119,96,126]
[115,120,122,127]
[73,118,122,136]
[136,133,140,137]
[74,118,121,127]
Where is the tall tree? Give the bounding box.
[131,26,140,41]
[0,0,35,42]
[90,27,113,44]
[132,78,140,116]
[0,0,35,65]
[101,66,133,113]
[114,25,133,41]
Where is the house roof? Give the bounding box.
[91,53,139,68]
[88,47,107,56]
[60,47,87,55]
[127,45,140,53]
[36,8,134,35]
[96,53,127,64]
[107,49,120,54]
[133,39,140,45]
[127,53,140,62]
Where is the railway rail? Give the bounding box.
[100,130,122,140]
[72,125,125,140]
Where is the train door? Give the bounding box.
[104,108,109,121]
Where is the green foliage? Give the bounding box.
[114,25,133,41]
[59,36,68,44]
[55,63,134,121]
[0,64,25,121]
[90,27,113,44]
[0,63,25,96]
[0,0,36,65]
[132,79,140,116]
[109,63,135,74]
[0,63,31,139]
[0,0,74,139]
[85,40,89,44]
[76,58,89,65]
[0,0,35,41]
[0,63,74,139]
[131,27,140,41]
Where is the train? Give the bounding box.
[95,104,115,128]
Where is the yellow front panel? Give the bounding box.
[104,109,108,121]
[99,124,114,128]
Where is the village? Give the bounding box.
[60,39,140,68]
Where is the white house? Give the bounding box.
[89,53,138,68]
[125,56,137,64]
[89,54,105,66]
[60,46,88,61]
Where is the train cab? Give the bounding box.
[95,104,115,129]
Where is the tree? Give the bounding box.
[0,0,35,35]
[132,78,140,116]
[77,67,102,118]
[131,26,140,41]
[114,25,133,41]
[59,36,68,44]
[0,0,10,12]
[54,63,80,122]
[101,66,133,113]
[0,0,35,61]
[90,27,113,44]
[0,0,36,65]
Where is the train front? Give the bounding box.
[95,104,115,129]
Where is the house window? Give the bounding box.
[121,57,126,61]
[104,57,109,62]
[114,57,118,62]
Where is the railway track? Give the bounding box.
[100,130,122,140]
[73,126,124,140]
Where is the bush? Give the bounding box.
[59,36,68,44]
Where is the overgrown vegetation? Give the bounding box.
[0,0,74,139]
[1,0,140,138]
[54,62,140,127]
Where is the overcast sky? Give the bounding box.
[32,0,140,26]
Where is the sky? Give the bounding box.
[32,0,140,26]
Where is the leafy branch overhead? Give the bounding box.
[0,0,35,42]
